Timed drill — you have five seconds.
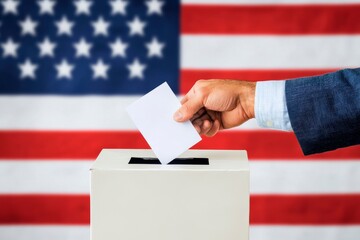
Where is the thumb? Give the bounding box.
[174,97,203,122]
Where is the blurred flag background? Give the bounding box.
[1,0,360,239]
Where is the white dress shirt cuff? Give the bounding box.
[255,80,292,131]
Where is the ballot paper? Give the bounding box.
[126,82,202,164]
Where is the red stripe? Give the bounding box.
[0,194,89,225]
[1,130,360,159]
[180,69,335,94]
[251,194,360,225]
[181,4,360,34]
[1,194,360,225]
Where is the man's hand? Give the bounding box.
[173,80,256,136]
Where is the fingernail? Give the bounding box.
[174,111,183,121]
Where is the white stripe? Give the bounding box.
[182,0,360,4]
[250,161,360,194]
[0,96,261,130]
[250,226,360,240]
[2,160,360,194]
[0,161,92,194]
[0,96,138,130]
[1,226,360,240]
[0,226,89,240]
[182,35,360,69]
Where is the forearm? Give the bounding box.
[285,68,360,155]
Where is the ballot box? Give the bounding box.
[90,149,249,240]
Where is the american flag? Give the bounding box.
[1,0,360,239]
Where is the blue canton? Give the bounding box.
[0,0,179,94]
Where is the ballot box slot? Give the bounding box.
[168,158,209,165]
[129,157,161,164]
[129,157,209,165]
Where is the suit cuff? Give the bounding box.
[255,80,292,131]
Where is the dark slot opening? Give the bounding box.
[129,157,209,165]
[129,157,161,164]
[168,158,209,165]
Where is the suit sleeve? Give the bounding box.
[285,68,360,155]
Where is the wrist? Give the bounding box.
[238,81,256,119]
[254,80,292,131]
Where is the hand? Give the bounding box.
[173,80,256,137]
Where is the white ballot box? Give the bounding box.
[90,149,249,240]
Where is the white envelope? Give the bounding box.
[126,82,201,164]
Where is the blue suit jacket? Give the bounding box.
[285,68,360,155]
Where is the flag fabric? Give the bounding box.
[0,0,179,93]
[1,0,360,239]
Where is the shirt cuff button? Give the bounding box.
[266,121,273,127]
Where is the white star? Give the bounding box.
[1,38,20,57]
[146,37,165,58]
[74,38,92,58]
[127,58,146,79]
[109,38,128,57]
[38,37,56,57]
[74,0,92,15]
[55,59,74,79]
[91,17,110,36]
[145,0,164,15]
[37,0,56,15]
[109,0,128,15]
[55,16,74,36]
[2,0,20,15]
[91,59,110,79]
[19,16,38,36]
[127,16,146,36]
[19,59,38,79]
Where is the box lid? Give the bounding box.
[91,149,248,171]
